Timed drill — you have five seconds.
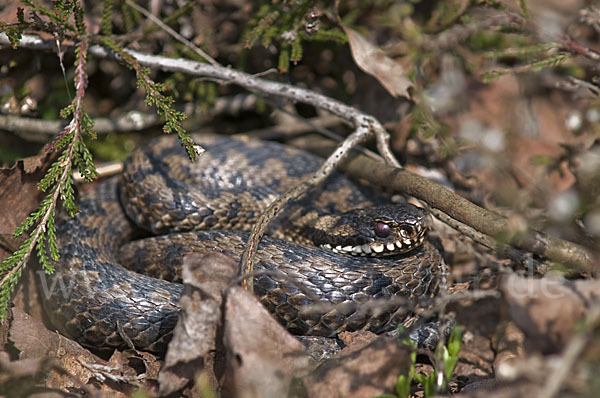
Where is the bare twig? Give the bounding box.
[580,6,600,34]
[540,300,600,397]
[73,163,122,182]
[429,208,546,272]
[0,94,257,139]
[556,76,600,98]
[239,99,383,167]
[124,0,219,67]
[423,12,526,51]
[559,36,600,61]
[0,111,156,140]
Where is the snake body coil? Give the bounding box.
[43,134,442,353]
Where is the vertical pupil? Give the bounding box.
[375,222,390,237]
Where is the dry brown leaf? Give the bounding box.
[500,274,597,354]
[222,286,310,398]
[304,337,411,398]
[0,352,59,397]
[341,24,413,99]
[159,252,238,396]
[7,307,135,396]
[0,152,55,257]
[9,307,60,359]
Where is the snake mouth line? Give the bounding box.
[320,225,427,257]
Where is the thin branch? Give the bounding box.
[73,162,121,182]
[429,208,546,272]
[559,36,600,61]
[0,94,258,139]
[241,97,383,162]
[124,0,220,67]
[540,300,600,397]
[423,12,526,51]
[556,76,600,98]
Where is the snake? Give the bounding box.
[42,134,443,353]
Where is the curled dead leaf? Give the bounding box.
[341,24,413,99]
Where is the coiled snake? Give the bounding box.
[43,134,443,353]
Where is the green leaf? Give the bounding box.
[444,355,459,383]
[5,26,23,48]
[291,37,303,63]
[278,47,290,72]
[482,70,504,83]
[101,0,114,35]
[0,265,22,317]
[16,7,25,23]
[447,326,463,357]
[415,373,436,397]
[395,374,411,398]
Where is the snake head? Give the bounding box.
[316,204,430,257]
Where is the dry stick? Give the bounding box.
[540,300,600,397]
[0,111,158,139]
[238,114,343,141]
[250,96,386,163]
[110,50,401,167]
[124,0,220,67]
[296,137,598,275]
[560,36,600,62]
[0,94,257,139]
[0,33,400,280]
[430,208,546,272]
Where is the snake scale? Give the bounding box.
[43,134,443,353]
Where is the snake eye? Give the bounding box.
[374,222,391,238]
